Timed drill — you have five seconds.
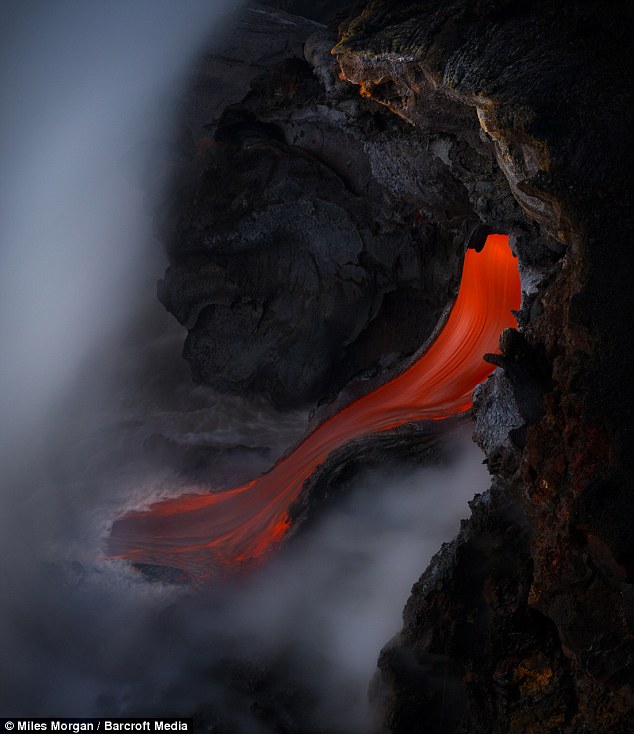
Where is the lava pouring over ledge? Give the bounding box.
[107,235,521,584]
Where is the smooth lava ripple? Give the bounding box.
[107,234,521,584]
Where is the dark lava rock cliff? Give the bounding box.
[159,1,633,731]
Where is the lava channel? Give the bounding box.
[106,234,521,584]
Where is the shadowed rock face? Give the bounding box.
[158,4,542,409]
[159,99,458,407]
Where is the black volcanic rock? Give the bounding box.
[372,480,578,734]
[158,4,525,409]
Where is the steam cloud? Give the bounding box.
[0,2,490,730]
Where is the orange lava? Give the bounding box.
[107,235,521,584]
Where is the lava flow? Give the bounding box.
[107,234,521,584]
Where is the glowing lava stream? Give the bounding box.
[107,235,521,583]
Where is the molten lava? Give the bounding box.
[107,235,521,584]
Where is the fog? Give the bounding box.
[0,2,489,730]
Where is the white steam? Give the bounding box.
[0,0,238,450]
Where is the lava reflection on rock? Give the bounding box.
[107,235,521,584]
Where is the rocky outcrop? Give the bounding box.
[372,480,572,734]
[159,3,536,408]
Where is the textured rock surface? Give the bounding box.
[159,2,537,408]
[333,0,634,730]
[372,481,573,734]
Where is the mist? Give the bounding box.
[0,2,491,730]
